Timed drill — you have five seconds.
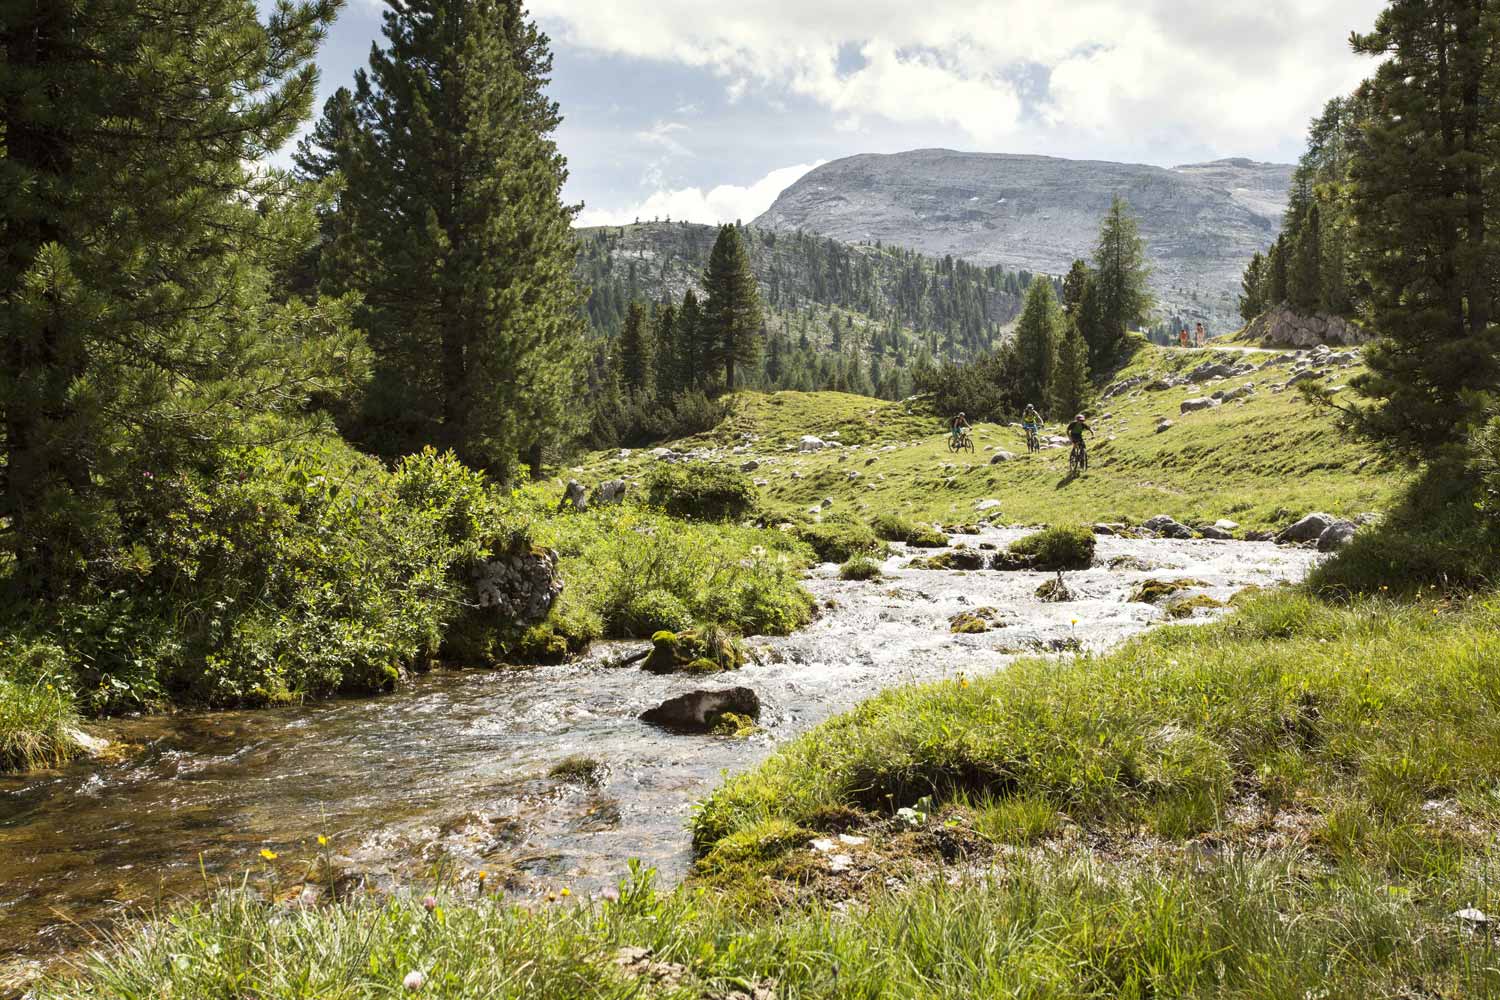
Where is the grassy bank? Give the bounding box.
[37,580,1500,997]
[576,344,1403,531]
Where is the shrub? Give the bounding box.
[870,513,948,548]
[645,462,756,522]
[617,589,695,638]
[839,556,883,581]
[794,516,885,563]
[1007,525,1095,571]
[0,640,82,772]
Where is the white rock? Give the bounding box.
[838,834,868,846]
[975,499,1002,512]
[809,838,835,853]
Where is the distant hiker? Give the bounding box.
[1179,327,1190,348]
[1196,322,1206,347]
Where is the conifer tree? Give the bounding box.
[1266,235,1290,305]
[1061,260,1091,316]
[1013,277,1062,409]
[1288,203,1323,313]
[618,302,653,395]
[1091,197,1154,361]
[0,0,363,597]
[676,290,704,391]
[336,0,585,479]
[1345,0,1499,463]
[702,225,764,391]
[1239,252,1268,321]
[1051,323,1092,418]
[653,302,678,400]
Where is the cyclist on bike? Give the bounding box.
[1066,412,1095,465]
[1021,403,1043,450]
[950,411,972,447]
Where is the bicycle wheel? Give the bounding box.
[962,436,975,454]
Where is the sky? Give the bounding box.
[287,0,1386,227]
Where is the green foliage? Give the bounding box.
[330,0,586,479]
[617,302,655,396]
[1091,196,1153,355]
[1013,277,1061,408]
[702,225,765,391]
[870,513,948,548]
[645,462,757,522]
[839,556,884,581]
[794,516,886,563]
[0,0,365,600]
[619,591,695,638]
[0,640,81,772]
[644,626,746,674]
[1475,416,1500,523]
[1008,526,1096,571]
[1049,323,1092,418]
[1239,251,1267,321]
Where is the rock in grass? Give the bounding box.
[989,451,1017,464]
[1155,419,1175,433]
[1214,519,1240,532]
[1180,397,1221,414]
[1142,514,1193,540]
[1197,524,1233,540]
[1130,578,1210,604]
[640,687,761,734]
[1276,512,1336,544]
[1317,521,1358,551]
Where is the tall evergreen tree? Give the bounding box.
[1288,203,1323,312]
[1051,322,1092,418]
[1091,197,1154,361]
[0,0,363,597]
[653,302,678,400]
[1061,259,1091,316]
[290,86,361,298]
[1346,0,1499,462]
[1239,251,1268,321]
[1266,235,1290,305]
[702,225,764,391]
[618,302,653,395]
[1013,277,1062,408]
[676,290,704,391]
[335,0,585,480]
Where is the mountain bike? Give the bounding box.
[1069,440,1089,475]
[948,429,975,454]
[1024,424,1041,454]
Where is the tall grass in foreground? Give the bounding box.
[44,853,1500,998]
[0,640,82,771]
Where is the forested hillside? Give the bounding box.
[576,222,1033,399]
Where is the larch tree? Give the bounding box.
[0,0,364,597]
[702,225,764,392]
[335,0,586,480]
[1013,277,1062,409]
[1051,322,1093,419]
[1092,196,1154,361]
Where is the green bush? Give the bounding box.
[1007,526,1096,571]
[839,555,883,581]
[870,513,948,548]
[645,462,757,522]
[795,516,885,563]
[0,640,82,772]
[618,589,695,638]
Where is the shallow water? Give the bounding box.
[0,531,1319,963]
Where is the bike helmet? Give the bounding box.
[1075,413,1085,422]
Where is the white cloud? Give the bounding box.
[531,0,1383,155]
[576,161,827,228]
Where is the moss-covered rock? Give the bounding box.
[870,513,948,548]
[643,626,746,675]
[949,608,999,634]
[1007,526,1096,571]
[1165,594,1227,619]
[708,711,760,737]
[548,755,609,786]
[919,547,989,571]
[794,516,886,563]
[839,555,884,581]
[1036,574,1074,602]
[1129,578,1212,605]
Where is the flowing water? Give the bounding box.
[0,531,1320,970]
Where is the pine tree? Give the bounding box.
[676,290,704,391]
[1091,197,1154,361]
[1239,252,1268,321]
[335,0,585,480]
[290,86,361,298]
[1051,322,1092,418]
[702,225,764,391]
[1013,277,1062,409]
[1288,203,1323,313]
[1266,235,1290,305]
[653,302,678,400]
[1061,260,1091,316]
[1346,0,1499,463]
[618,302,654,395]
[0,0,363,597]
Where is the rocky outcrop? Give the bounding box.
[472,542,563,624]
[756,150,1295,333]
[1317,521,1359,552]
[558,479,588,512]
[639,687,761,733]
[1276,513,1336,545]
[1143,515,1194,540]
[1180,397,1221,414]
[592,479,628,506]
[1244,307,1371,348]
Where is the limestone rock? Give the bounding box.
[639,687,761,733]
[1244,306,1372,348]
[1316,521,1358,552]
[1180,397,1221,414]
[472,542,563,624]
[1276,512,1336,544]
[1143,514,1193,540]
[557,479,588,512]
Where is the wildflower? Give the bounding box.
[600,887,620,903]
[403,970,425,992]
[422,895,438,912]
[260,849,278,861]
[560,887,571,897]
[317,835,328,847]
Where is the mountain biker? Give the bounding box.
[1021,403,1043,448]
[950,412,971,445]
[1066,412,1095,464]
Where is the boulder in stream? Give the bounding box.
[639,687,761,733]
[1142,514,1194,540]
[1276,512,1336,544]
